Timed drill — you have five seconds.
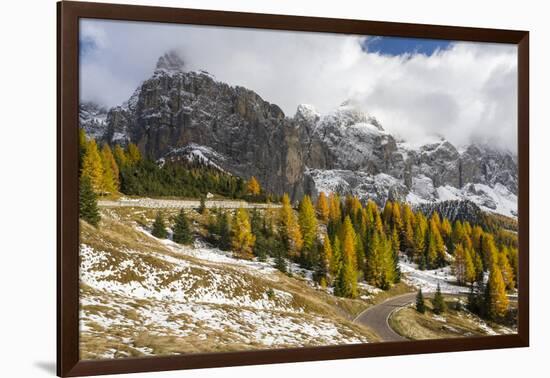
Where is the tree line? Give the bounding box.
[146,189,517,323]
[78,131,517,322]
[78,130,269,226]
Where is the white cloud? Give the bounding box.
[80,19,517,152]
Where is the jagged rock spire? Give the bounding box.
[155,50,185,73]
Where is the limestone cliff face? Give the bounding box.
[83,51,518,216]
[105,51,306,200]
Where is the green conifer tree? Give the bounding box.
[432,283,447,314]
[173,209,192,244]
[79,175,100,226]
[151,212,167,239]
[218,212,231,251]
[416,288,426,314]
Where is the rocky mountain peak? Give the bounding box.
[294,104,320,123]
[79,56,518,218]
[155,50,186,73]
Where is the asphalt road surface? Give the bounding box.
[353,293,418,342]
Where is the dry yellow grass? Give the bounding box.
[388,299,515,340]
[79,206,381,359]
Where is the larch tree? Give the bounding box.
[231,208,256,260]
[173,209,192,245]
[278,193,303,259]
[100,144,119,194]
[298,195,319,254]
[78,128,88,169]
[334,217,358,298]
[330,236,342,278]
[413,215,427,266]
[380,234,396,289]
[113,144,128,168]
[104,145,120,188]
[328,193,342,225]
[382,201,394,231]
[400,204,415,256]
[426,230,439,269]
[79,174,100,227]
[486,263,510,320]
[427,217,446,268]
[391,226,401,283]
[481,234,499,270]
[463,221,473,238]
[126,143,142,166]
[498,248,515,290]
[316,192,330,223]
[451,220,465,252]
[391,202,403,233]
[507,247,519,288]
[464,248,477,286]
[471,226,484,256]
[454,244,476,286]
[440,218,452,250]
[320,233,333,284]
[81,139,104,193]
[247,176,261,196]
[341,216,358,270]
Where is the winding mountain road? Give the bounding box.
[354,293,419,342]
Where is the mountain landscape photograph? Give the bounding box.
[77,18,519,360]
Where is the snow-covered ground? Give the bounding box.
[79,216,372,359]
[399,256,468,294]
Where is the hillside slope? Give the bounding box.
[79,206,379,359]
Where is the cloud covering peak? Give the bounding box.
[80,19,517,152]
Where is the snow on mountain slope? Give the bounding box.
[163,143,228,172]
[79,208,375,359]
[78,51,518,219]
[436,183,517,218]
[79,102,108,140]
[399,256,466,295]
[309,167,517,218]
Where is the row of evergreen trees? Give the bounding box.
[78,129,269,226]
[144,190,516,309]
[416,285,447,315]
[415,276,510,322]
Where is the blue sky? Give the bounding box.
[362,36,451,56]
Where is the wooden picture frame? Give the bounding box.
[57,1,529,376]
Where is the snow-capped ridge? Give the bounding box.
[294,104,320,123]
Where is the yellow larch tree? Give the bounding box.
[316,192,330,223]
[278,193,303,259]
[231,208,255,260]
[81,139,104,193]
[247,176,261,196]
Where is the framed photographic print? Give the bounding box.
[57,1,529,376]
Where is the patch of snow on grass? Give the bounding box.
[399,256,467,294]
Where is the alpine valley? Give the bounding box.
[77,51,519,359]
[81,51,518,220]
